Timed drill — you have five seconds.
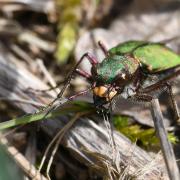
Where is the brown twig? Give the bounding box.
[0,137,47,180]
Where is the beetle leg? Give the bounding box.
[42,87,92,117]
[85,53,98,64]
[137,69,180,124]
[56,52,97,99]
[131,93,153,102]
[68,88,91,100]
[138,68,180,94]
[98,41,110,56]
[27,53,96,96]
[42,53,98,112]
[135,83,180,125]
[75,68,91,79]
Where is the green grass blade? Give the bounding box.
[0,102,94,130]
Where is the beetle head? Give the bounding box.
[92,85,117,108]
[90,55,133,108]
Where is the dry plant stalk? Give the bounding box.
[0,136,47,180]
[151,99,180,180]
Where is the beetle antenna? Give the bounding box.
[98,41,110,57]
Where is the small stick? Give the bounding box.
[38,112,88,175]
[0,137,47,180]
[151,99,180,180]
[45,112,85,179]
[10,44,34,65]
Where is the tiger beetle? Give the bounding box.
[41,40,180,180]
[49,40,180,123]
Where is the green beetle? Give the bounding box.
[50,40,180,120]
[90,41,179,108]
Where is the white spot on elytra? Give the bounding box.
[121,73,126,79]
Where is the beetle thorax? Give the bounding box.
[91,54,139,86]
[91,54,139,105]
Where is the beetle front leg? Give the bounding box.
[41,87,92,116]
[75,68,91,80]
[68,88,91,100]
[40,53,98,113]
[56,52,98,97]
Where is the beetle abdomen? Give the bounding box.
[109,40,180,73]
[133,44,180,73]
[109,40,146,54]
